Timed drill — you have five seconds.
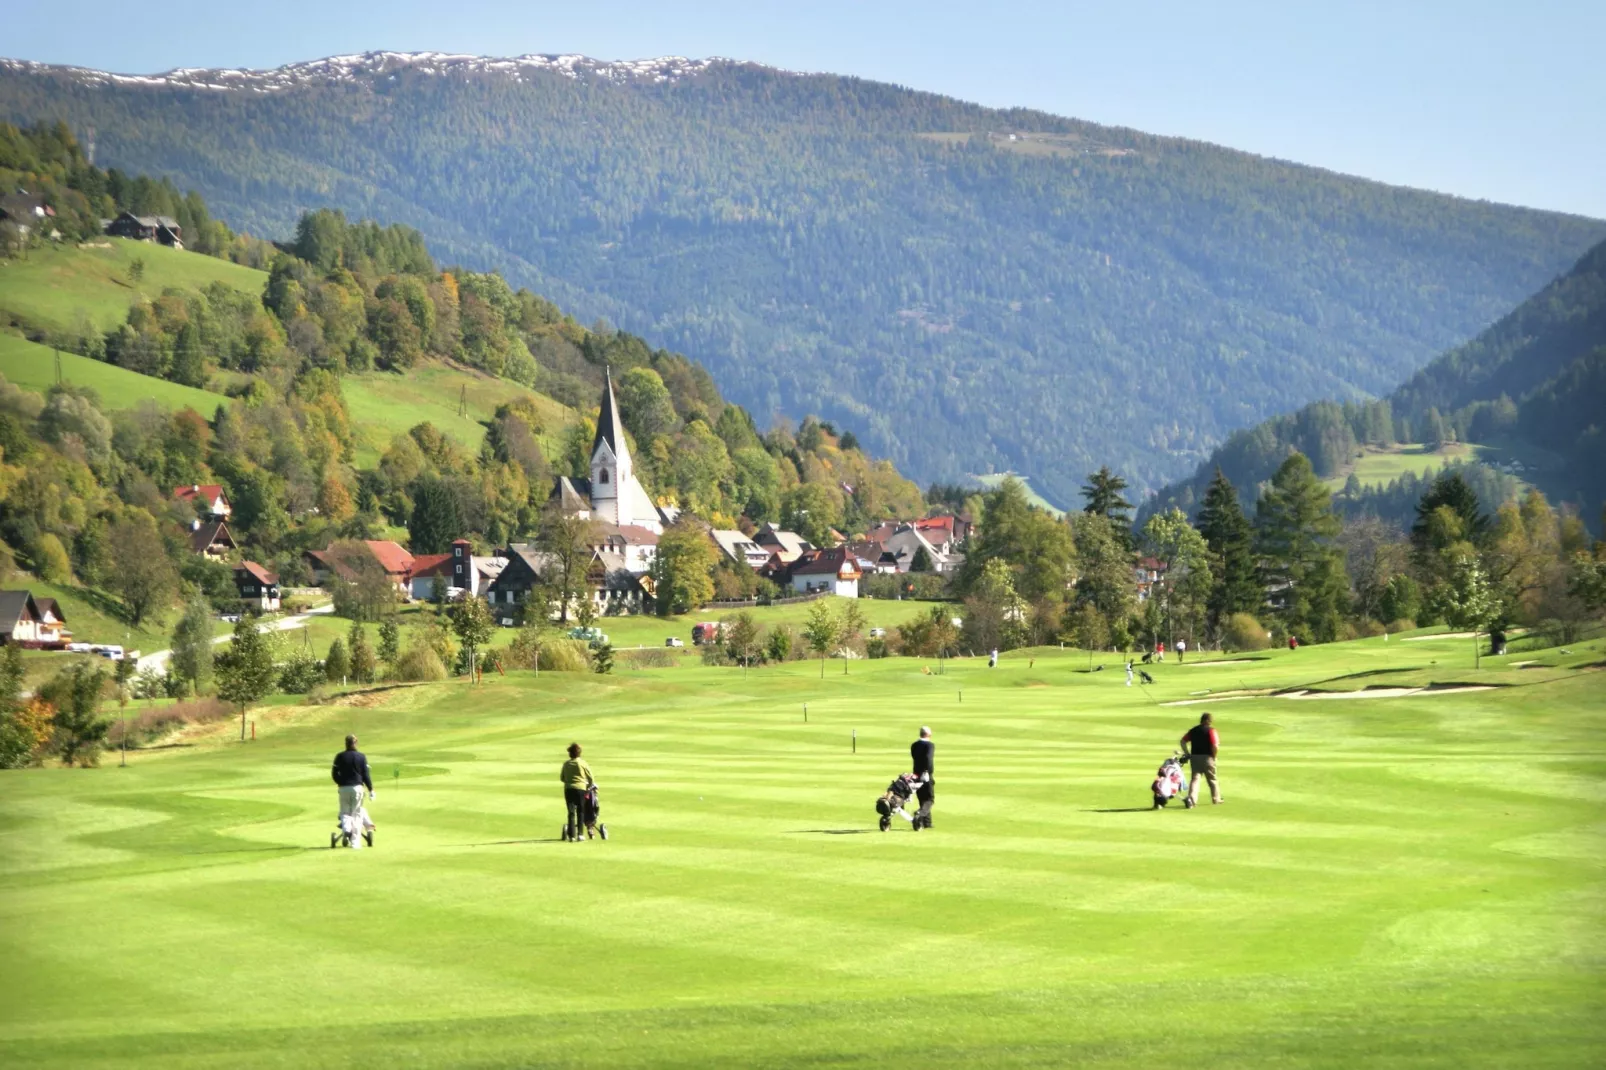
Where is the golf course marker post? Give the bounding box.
[803,704,807,723]
[852,729,856,754]
[393,765,400,791]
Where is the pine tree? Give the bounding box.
[1081,466,1134,543]
[347,622,376,684]
[324,637,349,682]
[1254,454,1347,642]
[1197,468,1260,630]
[408,477,462,554]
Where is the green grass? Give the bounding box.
[973,472,1065,515]
[0,334,229,414]
[0,238,267,334]
[342,362,580,466]
[2,630,1602,1067]
[1324,443,1485,491]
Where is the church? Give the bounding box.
[549,370,676,535]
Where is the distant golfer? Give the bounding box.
[989,648,998,668]
[560,742,596,842]
[1125,661,1134,687]
[911,726,935,830]
[1177,639,1187,663]
[331,734,375,848]
[1179,713,1222,807]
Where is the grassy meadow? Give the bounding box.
[0,239,267,334]
[0,334,229,414]
[1,628,1601,1068]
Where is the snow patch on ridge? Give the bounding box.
[0,52,741,94]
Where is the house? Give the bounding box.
[844,539,898,574]
[444,539,508,598]
[880,523,962,574]
[0,590,44,646]
[0,192,56,240]
[406,553,453,601]
[753,523,812,563]
[709,529,771,569]
[33,597,70,648]
[234,562,281,611]
[106,210,183,248]
[914,514,971,554]
[589,524,659,572]
[304,540,414,596]
[585,550,653,616]
[788,547,862,598]
[186,519,237,558]
[1135,557,1168,603]
[484,544,558,609]
[173,483,232,521]
[548,370,675,534]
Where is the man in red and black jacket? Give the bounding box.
[1180,713,1222,807]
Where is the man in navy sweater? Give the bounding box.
[331,734,375,848]
[911,726,935,830]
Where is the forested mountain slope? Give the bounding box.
[1143,238,1606,528]
[3,52,1602,502]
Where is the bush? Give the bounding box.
[1385,618,1417,634]
[278,651,325,694]
[866,637,890,659]
[104,697,230,749]
[1223,613,1270,652]
[393,644,448,682]
[766,625,796,662]
[1355,618,1387,638]
[537,639,591,672]
[699,643,732,667]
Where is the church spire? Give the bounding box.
[592,366,629,468]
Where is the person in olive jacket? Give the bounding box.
[560,742,596,841]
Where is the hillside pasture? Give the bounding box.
[1,631,1601,1067]
[0,238,266,333]
[0,333,228,413]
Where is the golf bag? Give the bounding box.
[332,788,375,849]
[876,773,922,831]
[564,784,608,841]
[1151,754,1186,809]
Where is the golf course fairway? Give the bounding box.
[2,630,1602,1067]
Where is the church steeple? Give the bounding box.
[592,367,630,472]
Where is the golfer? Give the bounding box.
[331,734,375,848]
[911,726,935,829]
[560,742,596,842]
[1177,639,1187,663]
[1180,713,1222,807]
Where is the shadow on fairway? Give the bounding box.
[454,838,568,847]
[1086,808,1158,813]
[789,828,877,835]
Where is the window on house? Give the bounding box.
[598,468,610,484]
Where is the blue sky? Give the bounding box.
[7,0,1603,218]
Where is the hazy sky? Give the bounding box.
[7,0,1603,218]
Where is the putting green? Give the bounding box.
[1,634,1602,1067]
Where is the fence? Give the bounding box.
[703,591,829,611]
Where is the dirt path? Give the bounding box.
[136,604,334,674]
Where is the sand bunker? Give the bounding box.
[1277,686,1496,700]
[1402,632,1478,641]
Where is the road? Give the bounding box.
[136,604,334,674]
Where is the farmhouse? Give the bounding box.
[186,519,237,558]
[409,540,508,601]
[304,540,414,595]
[710,528,770,569]
[788,547,862,598]
[234,562,281,611]
[173,483,231,521]
[484,545,559,608]
[106,210,183,248]
[548,371,676,535]
[0,590,67,647]
[0,192,56,240]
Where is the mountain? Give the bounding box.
[4,52,1603,503]
[1142,238,1606,527]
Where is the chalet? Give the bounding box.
[0,590,44,646]
[788,547,862,598]
[548,371,676,534]
[106,210,183,248]
[753,523,811,564]
[585,550,653,616]
[186,519,237,558]
[914,514,971,553]
[304,540,414,596]
[173,483,232,521]
[881,524,962,574]
[234,561,281,611]
[34,597,70,648]
[709,529,771,569]
[0,192,56,240]
[485,545,559,609]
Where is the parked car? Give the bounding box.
[664,637,685,648]
[868,627,887,639]
[66,642,91,653]
[220,613,241,624]
[566,626,609,647]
